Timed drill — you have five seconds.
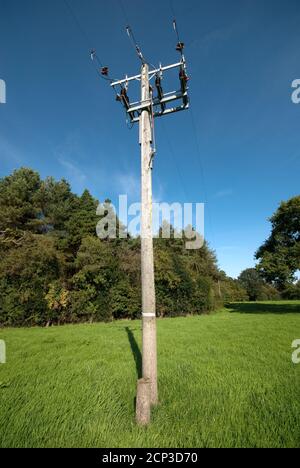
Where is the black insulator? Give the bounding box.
[155,75,165,111]
[179,70,189,84]
[120,88,130,110]
[179,69,189,99]
[101,67,109,76]
[179,69,188,79]
[176,42,185,52]
[120,88,127,98]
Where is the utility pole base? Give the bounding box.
[142,316,158,406]
[136,378,151,426]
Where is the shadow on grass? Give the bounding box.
[125,327,142,378]
[226,302,300,314]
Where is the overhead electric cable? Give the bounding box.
[168,0,216,247]
[161,120,189,202]
[63,0,119,87]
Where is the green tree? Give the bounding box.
[35,176,76,233]
[0,234,62,326]
[0,167,225,327]
[0,168,41,234]
[219,276,249,302]
[238,268,265,301]
[282,280,300,300]
[65,189,98,253]
[256,196,300,288]
[70,236,118,322]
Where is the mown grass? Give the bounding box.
[0,301,300,448]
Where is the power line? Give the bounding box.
[189,107,217,248]
[173,19,181,44]
[126,25,146,64]
[167,0,216,248]
[62,0,119,86]
[169,0,177,20]
[118,0,145,63]
[161,120,189,202]
[118,0,130,26]
[63,0,94,51]
[118,0,156,68]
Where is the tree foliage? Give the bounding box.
[237,268,279,301]
[0,167,249,327]
[256,196,300,288]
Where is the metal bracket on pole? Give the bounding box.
[111,59,190,124]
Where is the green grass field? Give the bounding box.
[0,301,300,448]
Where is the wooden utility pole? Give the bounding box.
[107,21,189,423]
[140,63,158,405]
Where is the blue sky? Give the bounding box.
[0,0,299,278]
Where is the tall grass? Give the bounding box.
[0,301,299,448]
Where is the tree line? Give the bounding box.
[0,168,299,327]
